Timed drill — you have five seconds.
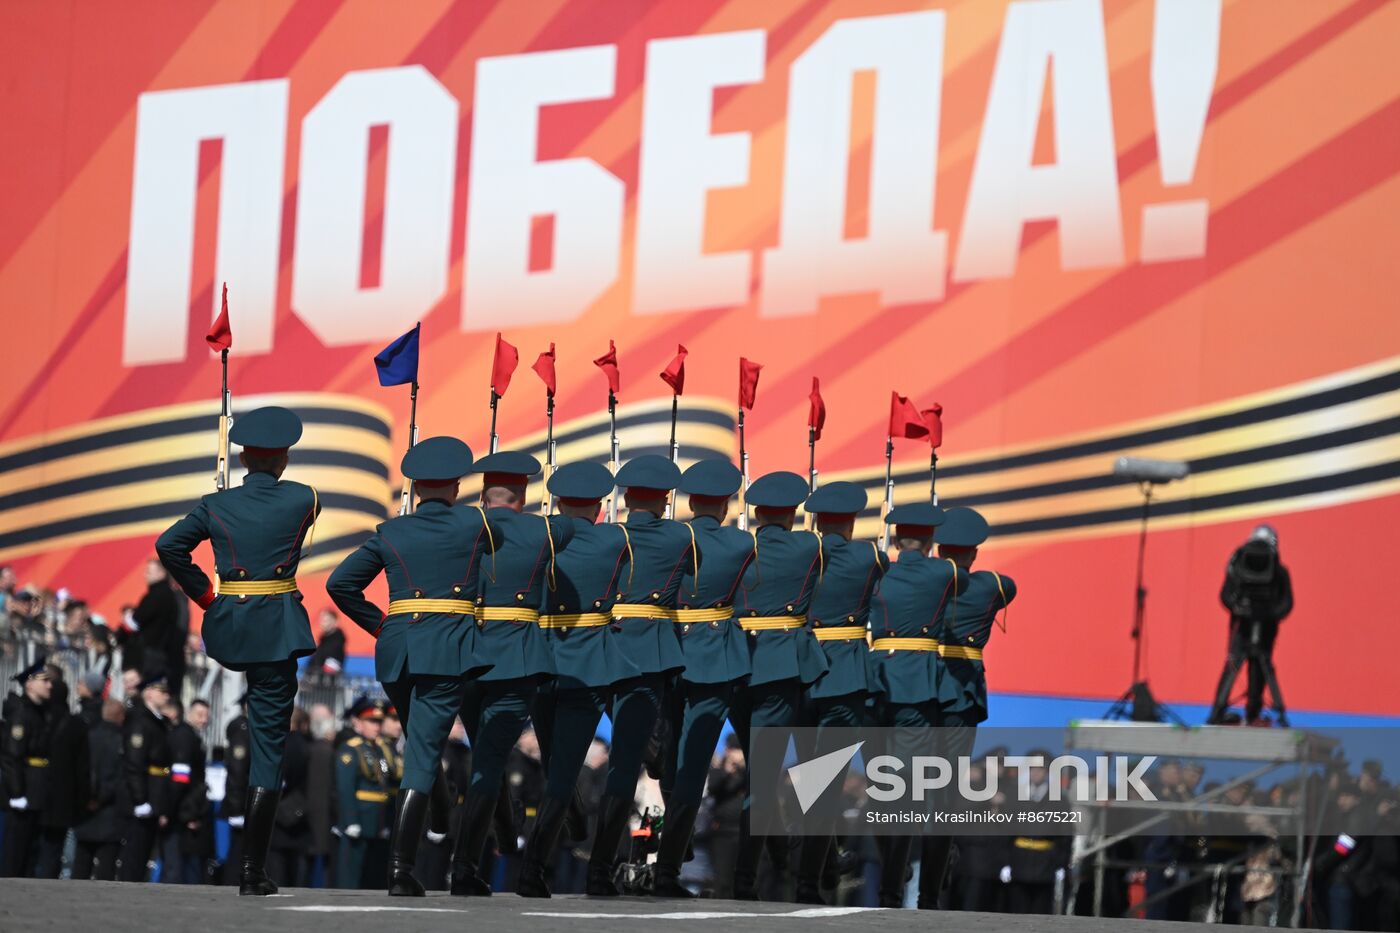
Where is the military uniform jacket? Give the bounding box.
[675,516,754,684]
[336,736,394,835]
[476,509,575,682]
[937,571,1016,723]
[156,471,320,669]
[806,535,888,699]
[612,509,692,677]
[537,516,639,690]
[737,525,829,687]
[2,695,51,808]
[123,704,173,818]
[867,551,968,705]
[326,499,505,683]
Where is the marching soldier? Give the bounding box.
[326,436,499,895]
[517,462,638,897]
[867,502,967,908]
[652,459,754,898]
[335,697,395,888]
[119,672,174,882]
[922,507,1016,908]
[587,454,691,896]
[155,406,320,895]
[796,481,888,904]
[731,471,830,900]
[452,450,574,896]
[1,660,52,877]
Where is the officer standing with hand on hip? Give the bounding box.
[327,436,500,895]
[867,502,967,908]
[923,507,1015,909]
[155,406,319,895]
[516,461,638,898]
[731,471,830,900]
[653,459,755,899]
[796,481,888,904]
[588,454,692,897]
[452,450,574,896]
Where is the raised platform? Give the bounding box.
[0,879,1326,933]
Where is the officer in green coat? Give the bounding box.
[652,459,753,898]
[587,454,692,896]
[796,481,888,904]
[920,506,1016,908]
[451,450,574,896]
[155,406,318,895]
[867,501,968,908]
[336,698,395,889]
[326,436,501,895]
[731,471,829,900]
[517,461,639,898]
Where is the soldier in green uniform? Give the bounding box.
[155,406,318,895]
[867,502,968,908]
[587,454,691,897]
[920,506,1016,908]
[731,471,830,900]
[451,451,574,896]
[326,436,500,894]
[652,459,753,898]
[1,660,53,877]
[516,462,638,898]
[336,698,395,889]
[119,672,174,882]
[796,481,888,904]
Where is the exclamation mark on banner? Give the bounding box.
[1141,0,1221,263]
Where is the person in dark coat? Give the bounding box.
[1,660,54,877]
[305,712,338,887]
[267,707,313,887]
[35,671,90,878]
[77,670,108,730]
[118,672,173,882]
[306,610,348,681]
[73,698,127,880]
[130,560,182,688]
[221,696,251,885]
[161,698,208,883]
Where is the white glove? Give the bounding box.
[227,815,245,829]
[999,865,1012,884]
[8,797,28,811]
[345,823,362,839]
[426,830,447,845]
[1055,868,1065,884]
[133,802,154,819]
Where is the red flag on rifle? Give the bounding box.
[739,358,763,410]
[660,345,687,395]
[808,378,826,442]
[532,343,557,398]
[206,283,232,351]
[594,340,620,394]
[922,403,943,449]
[889,392,929,440]
[492,333,519,396]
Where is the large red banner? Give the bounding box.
[2,0,1398,714]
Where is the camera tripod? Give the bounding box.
[1206,619,1289,726]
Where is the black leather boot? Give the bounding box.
[563,787,588,843]
[917,836,953,909]
[388,789,429,896]
[651,803,698,898]
[795,835,830,905]
[449,791,495,896]
[585,794,633,896]
[492,786,519,856]
[517,795,569,898]
[429,770,452,838]
[239,786,280,896]
[878,836,913,908]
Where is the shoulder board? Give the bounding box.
[346,737,363,747]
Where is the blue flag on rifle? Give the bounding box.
[374,323,420,386]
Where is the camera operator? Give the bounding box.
[1207,525,1292,726]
